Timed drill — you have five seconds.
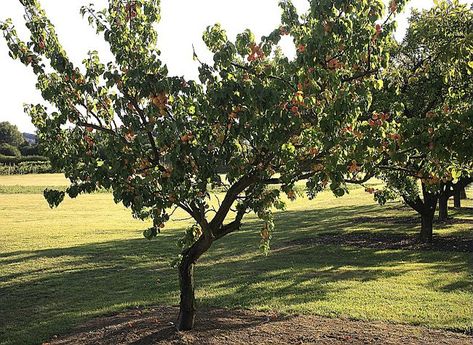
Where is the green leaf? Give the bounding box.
[374,79,384,90]
[143,227,158,240]
[43,189,65,208]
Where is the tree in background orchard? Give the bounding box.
[1,0,406,330]
[452,176,472,208]
[367,1,473,242]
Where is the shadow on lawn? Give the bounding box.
[0,204,471,345]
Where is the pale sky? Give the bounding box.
[0,0,471,133]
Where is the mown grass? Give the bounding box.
[0,173,69,186]
[0,174,472,345]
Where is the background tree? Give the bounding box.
[369,1,473,242]
[0,121,25,147]
[1,0,406,330]
[453,176,472,208]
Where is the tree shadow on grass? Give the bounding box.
[0,204,471,345]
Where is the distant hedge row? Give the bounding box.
[0,154,49,164]
[0,161,58,175]
[0,154,57,175]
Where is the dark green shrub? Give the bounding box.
[18,155,48,162]
[20,144,40,156]
[0,154,49,164]
[0,143,21,157]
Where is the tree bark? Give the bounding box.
[460,186,467,200]
[420,212,434,243]
[438,187,449,222]
[419,182,438,243]
[453,188,461,208]
[175,174,255,331]
[177,234,213,331]
[177,256,196,331]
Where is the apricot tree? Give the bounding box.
[2,0,406,329]
[368,1,473,242]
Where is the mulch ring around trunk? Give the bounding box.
[47,306,471,345]
[287,230,473,253]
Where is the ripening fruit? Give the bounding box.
[380,113,390,121]
[162,169,172,178]
[84,135,94,148]
[327,58,343,70]
[297,44,306,53]
[260,227,270,240]
[375,24,382,36]
[323,21,332,33]
[124,130,136,142]
[248,43,265,62]
[125,1,138,20]
[309,147,319,155]
[287,190,296,200]
[348,160,360,173]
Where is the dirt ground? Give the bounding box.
[47,306,472,345]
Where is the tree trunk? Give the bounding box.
[420,212,434,243]
[438,190,448,222]
[419,182,437,243]
[453,188,461,208]
[460,186,467,200]
[176,233,213,331]
[177,257,196,331]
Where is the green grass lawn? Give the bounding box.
[0,174,472,345]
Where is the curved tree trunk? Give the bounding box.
[175,174,254,330]
[177,233,213,331]
[177,256,197,331]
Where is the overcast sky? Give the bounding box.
[1,0,471,133]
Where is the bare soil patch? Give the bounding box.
[47,306,472,345]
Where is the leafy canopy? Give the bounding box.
[1,0,408,250]
[367,1,473,205]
